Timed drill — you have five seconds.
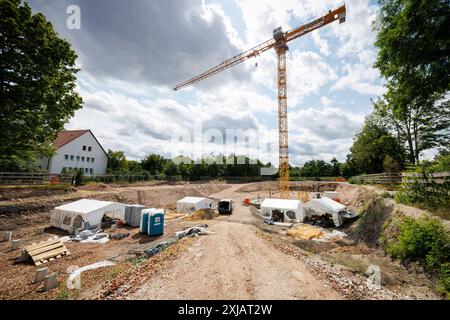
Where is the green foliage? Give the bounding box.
[107,150,128,174]
[0,0,82,171]
[141,153,166,175]
[300,160,334,178]
[347,176,364,185]
[395,170,450,215]
[347,116,405,174]
[383,216,450,296]
[373,0,450,164]
[375,0,450,101]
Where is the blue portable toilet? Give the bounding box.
[139,209,152,234]
[147,209,164,236]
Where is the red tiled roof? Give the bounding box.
[53,130,89,148]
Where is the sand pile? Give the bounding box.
[185,209,218,221]
[287,225,324,240]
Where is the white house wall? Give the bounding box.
[47,132,108,175]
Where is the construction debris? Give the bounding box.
[21,236,70,266]
[71,229,109,244]
[0,231,12,242]
[44,272,57,292]
[67,260,115,289]
[34,267,47,284]
[141,224,213,258]
[175,225,216,237]
[11,239,20,250]
[109,233,129,240]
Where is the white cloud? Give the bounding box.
[30,0,385,167]
[288,51,338,105]
[320,96,334,107]
[311,32,330,56]
[331,62,384,96]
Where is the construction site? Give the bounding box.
[1,0,449,305]
[0,179,447,300]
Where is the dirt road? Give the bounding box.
[132,184,341,299]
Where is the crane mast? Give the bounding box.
[174,4,346,198]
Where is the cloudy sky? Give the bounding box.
[28,0,384,166]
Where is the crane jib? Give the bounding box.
[173,4,346,90]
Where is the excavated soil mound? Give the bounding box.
[287,225,324,240]
[185,209,218,221]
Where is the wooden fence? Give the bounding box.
[401,171,450,186]
[356,172,402,185]
[0,172,74,185]
[356,171,450,185]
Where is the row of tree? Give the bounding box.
[107,151,270,179]
[107,150,356,179]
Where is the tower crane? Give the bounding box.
[174,4,346,199]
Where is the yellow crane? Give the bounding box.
[174,4,346,198]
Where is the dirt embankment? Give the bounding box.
[0,183,231,231]
[237,181,340,193]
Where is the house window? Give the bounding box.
[82,145,87,151]
[76,156,80,161]
[85,168,88,173]
[81,157,85,161]
[90,168,93,174]
[87,157,90,162]
[70,155,74,160]
[64,154,69,160]
[88,146,92,151]
[91,158,95,163]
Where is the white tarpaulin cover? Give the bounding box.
[303,197,346,227]
[260,198,304,222]
[51,199,126,234]
[304,197,346,214]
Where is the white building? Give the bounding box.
[40,130,108,175]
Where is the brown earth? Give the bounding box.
[0,181,443,300]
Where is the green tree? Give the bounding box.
[347,116,405,174]
[106,150,128,174]
[330,158,341,176]
[301,160,333,178]
[374,94,450,165]
[0,0,82,171]
[141,153,166,175]
[164,160,179,176]
[374,0,450,164]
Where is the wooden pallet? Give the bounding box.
[22,236,70,266]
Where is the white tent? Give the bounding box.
[50,199,126,234]
[303,197,346,227]
[260,198,304,222]
[176,197,213,213]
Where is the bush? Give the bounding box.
[384,216,450,297]
[396,170,450,218]
[348,176,364,185]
